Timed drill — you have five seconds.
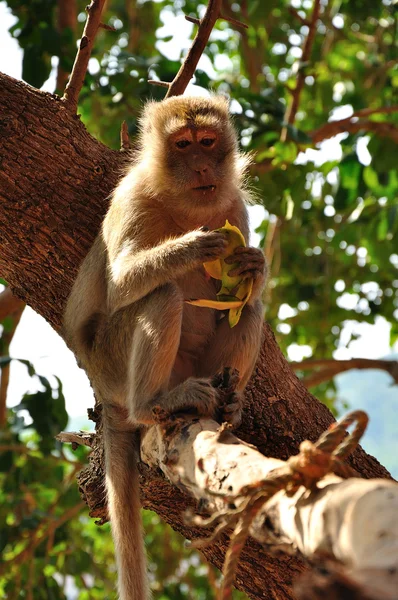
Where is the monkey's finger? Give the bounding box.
[243,269,265,279]
[224,251,265,265]
[201,248,228,260]
[201,234,229,247]
[228,246,264,256]
[226,257,265,270]
[223,247,246,263]
[222,408,242,428]
[230,255,265,267]
[227,262,263,276]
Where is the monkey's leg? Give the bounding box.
[197,300,264,425]
[99,286,221,600]
[127,283,219,424]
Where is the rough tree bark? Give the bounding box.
[0,72,392,599]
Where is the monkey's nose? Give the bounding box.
[195,167,208,175]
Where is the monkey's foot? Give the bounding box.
[168,378,219,420]
[218,391,243,429]
[211,367,243,429]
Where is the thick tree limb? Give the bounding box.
[62,0,107,112]
[293,358,398,387]
[0,72,392,599]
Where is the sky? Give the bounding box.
[1,2,397,475]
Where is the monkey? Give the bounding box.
[63,95,266,600]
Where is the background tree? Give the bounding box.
[0,0,397,598]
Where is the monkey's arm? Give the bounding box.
[107,230,227,312]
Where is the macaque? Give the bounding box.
[64,95,266,600]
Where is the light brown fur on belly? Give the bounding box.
[171,268,218,385]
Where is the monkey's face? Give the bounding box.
[167,126,225,198]
[138,96,249,215]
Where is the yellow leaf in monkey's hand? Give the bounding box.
[186,220,254,327]
[186,298,243,310]
[203,220,246,288]
[228,278,253,327]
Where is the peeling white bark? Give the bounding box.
[141,417,398,598]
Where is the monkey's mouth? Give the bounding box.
[193,185,216,192]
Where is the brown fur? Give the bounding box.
[64,95,266,600]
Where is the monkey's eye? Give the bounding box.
[200,137,216,147]
[176,139,191,149]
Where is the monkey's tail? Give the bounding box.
[103,419,150,600]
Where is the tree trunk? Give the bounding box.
[0,72,391,599]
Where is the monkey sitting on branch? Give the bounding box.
[64,95,266,600]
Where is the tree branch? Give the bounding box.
[0,287,25,321]
[254,104,398,173]
[56,0,77,93]
[292,358,398,388]
[165,0,223,97]
[0,288,25,426]
[120,120,130,151]
[56,431,95,448]
[281,0,322,141]
[62,0,107,112]
[310,106,398,144]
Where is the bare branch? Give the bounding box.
[292,358,398,387]
[99,22,116,32]
[149,0,247,97]
[147,79,170,89]
[0,287,25,321]
[281,0,321,141]
[310,105,398,144]
[120,121,130,151]
[56,0,77,93]
[56,431,95,448]
[219,12,248,30]
[165,0,222,98]
[185,15,201,26]
[0,288,25,426]
[288,6,310,26]
[254,105,398,173]
[62,0,107,112]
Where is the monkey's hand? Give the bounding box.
[224,246,267,301]
[179,230,228,264]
